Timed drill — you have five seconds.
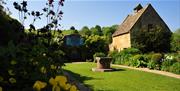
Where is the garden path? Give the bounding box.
[112,64,180,79]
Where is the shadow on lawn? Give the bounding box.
[112,68,126,72]
[63,69,94,89]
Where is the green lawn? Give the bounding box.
[63,62,180,91]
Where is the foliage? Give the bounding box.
[131,25,172,53]
[93,52,106,62]
[102,25,118,36]
[109,48,179,74]
[147,53,162,70]
[171,29,180,52]
[0,0,67,90]
[169,62,180,74]
[120,48,141,55]
[79,26,91,36]
[91,25,103,36]
[161,54,176,71]
[84,35,109,59]
[0,6,24,46]
[0,39,65,90]
[174,28,180,34]
[108,48,140,65]
[62,30,79,35]
[59,24,117,61]
[130,54,147,67]
[70,26,76,30]
[108,51,119,64]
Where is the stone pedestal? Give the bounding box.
[92,57,113,72]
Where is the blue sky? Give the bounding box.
[5,0,180,31]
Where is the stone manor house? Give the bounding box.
[109,4,171,51]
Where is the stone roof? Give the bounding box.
[112,4,150,37]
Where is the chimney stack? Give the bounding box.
[134,4,143,13]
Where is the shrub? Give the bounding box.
[161,54,176,71]
[93,52,106,62]
[169,62,180,74]
[147,61,160,70]
[130,54,147,67]
[151,53,163,63]
[93,52,106,58]
[147,53,163,70]
[108,49,139,65]
[120,48,141,55]
[170,30,180,52]
[108,51,119,64]
[161,59,176,71]
[130,56,140,67]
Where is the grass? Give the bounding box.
[63,62,180,91]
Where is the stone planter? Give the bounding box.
[92,57,113,72]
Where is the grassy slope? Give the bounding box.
[63,62,180,91]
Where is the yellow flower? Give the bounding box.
[0,76,3,81]
[33,81,47,91]
[52,85,61,91]
[55,76,67,87]
[10,60,17,65]
[64,83,71,90]
[33,61,38,65]
[49,77,57,86]
[0,86,2,91]
[40,66,47,74]
[8,69,15,76]
[70,85,77,91]
[9,78,16,84]
[50,65,57,70]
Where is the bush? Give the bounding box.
[170,30,180,52]
[93,52,106,58]
[120,48,141,55]
[147,53,163,70]
[130,54,147,67]
[108,48,140,65]
[161,59,176,71]
[151,53,163,62]
[93,52,106,62]
[161,54,176,71]
[130,56,140,67]
[169,62,180,74]
[108,51,124,64]
[108,51,120,64]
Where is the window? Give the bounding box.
[148,24,153,31]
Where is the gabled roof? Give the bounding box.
[112,4,150,37]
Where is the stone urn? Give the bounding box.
[92,57,113,72]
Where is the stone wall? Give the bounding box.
[110,33,131,51]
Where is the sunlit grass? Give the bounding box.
[63,62,180,91]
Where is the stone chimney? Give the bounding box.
[133,4,143,13]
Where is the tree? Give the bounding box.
[0,1,23,46]
[174,28,180,34]
[102,25,118,43]
[91,25,102,35]
[79,26,91,36]
[84,35,109,59]
[131,25,172,53]
[70,26,76,30]
[171,28,180,52]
